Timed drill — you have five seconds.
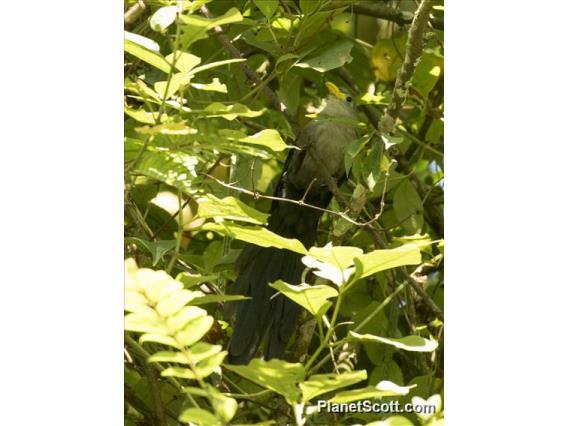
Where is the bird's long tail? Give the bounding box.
[226,185,328,364]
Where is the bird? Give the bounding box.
[227,82,358,364]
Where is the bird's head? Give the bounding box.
[322,81,357,119]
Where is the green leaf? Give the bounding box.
[124,105,163,124]
[254,0,278,19]
[381,133,405,150]
[270,281,338,317]
[165,51,201,73]
[200,102,265,120]
[308,245,363,271]
[124,31,160,52]
[154,72,190,99]
[180,7,243,48]
[180,7,243,28]
[301,256,354,286]
[150,6,178,33]
[147,350,188,364]
[191,77,227,93]
[192,294,250,305]
[166,305,208,333]
[349,331,439,352]
[176,272,218,288]
[175,315,214,347]
[412,53,443,98]
[124,32,171,74]
[124,237,176,266]
[179,408,219,426]
[300,0,319,15]
[224,358,305,404]
[187,343,224,363]
[156,289,197,317]
[201,222,307,255]
[197,194,268,225]
[135,121,197,136]
[138,333,179,348]
[393,180,424,234]
[189,58,246,76]
[299,370,367,402]
[295,40,354,72]
[203,385,239,423]
[134,151,198,193]
[354,244,422,279]
[330,380,415,403]
[238,129,290,152]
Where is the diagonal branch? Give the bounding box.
[352,2,443,31]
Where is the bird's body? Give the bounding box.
[228,94,358,364]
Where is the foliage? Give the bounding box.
[124,0,444,424]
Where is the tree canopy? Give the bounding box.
[124,1,444,424]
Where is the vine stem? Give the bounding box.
[307,282,407,375]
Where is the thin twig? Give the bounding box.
[205,174,393,229]
[124,0,146,25]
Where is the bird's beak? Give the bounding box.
[325,81,347,101]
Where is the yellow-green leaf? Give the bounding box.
[201,222,307,254]
[270,281,338,317]
[300,370,367,402]
[349,331,439,352]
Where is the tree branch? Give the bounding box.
[352,2,443,31]
[380,0,435,133]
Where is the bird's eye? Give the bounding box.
[346,96,353,102]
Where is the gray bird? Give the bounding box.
[227,82,358,364]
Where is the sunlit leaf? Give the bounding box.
[202,222,307,254]
[349,332,439,352]
[165,51,202,73]
[124,32,171,73]
[175,315,214,347]
[189,58,246,76]
[191,294,250,305]
[179,408,219,426]
[270,281,338,317]
[196,194,269,225]
[354,244,422,279]
[191,77,227,93]
[302,256,354,286]
[299,370,367,401]
[150,6,178,33]
[224,358,305,404]
[154,73,190,99]
[330,380,415,403]
[200,102,265,120]
[238,129,290,152]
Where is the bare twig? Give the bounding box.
[124,0,146,25]
[205,174,389,229]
